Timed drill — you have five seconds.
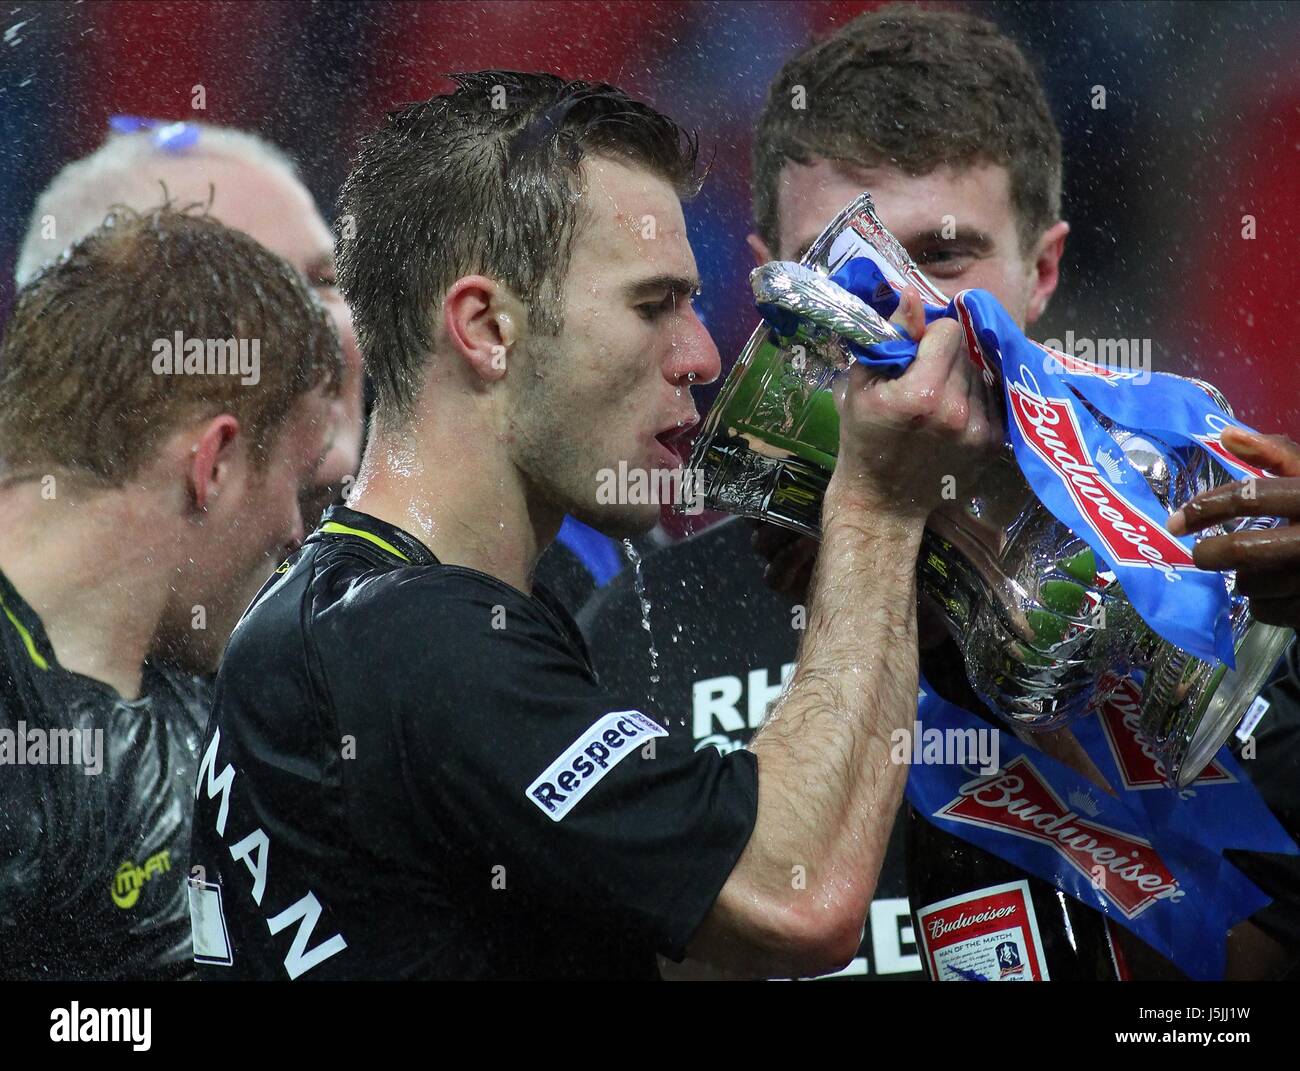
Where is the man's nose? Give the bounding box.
[670,309,723,387]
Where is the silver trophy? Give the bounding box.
[688,193,1290,788]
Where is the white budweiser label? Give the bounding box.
[936,755,1184,919]
[1095,672,1233,791]
[915,880,1047,981]
[1006,368,1197,575]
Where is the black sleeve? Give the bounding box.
[323,567,759,962]
[0,679,54,976]
[0,767,43,970]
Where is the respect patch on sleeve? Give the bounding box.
[526,710,668,822]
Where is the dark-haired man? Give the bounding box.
[188,70,999,979]
[0,206,342,979]
[581,5,1299,980]
[585,3,1067,981]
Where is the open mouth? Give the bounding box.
[654,415,700,464]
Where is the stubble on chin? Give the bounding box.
[156,561,269,676]
[150,617,225,677]
[505,338,662,542]
[569,500,661,542]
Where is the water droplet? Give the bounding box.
[622,539,662,710]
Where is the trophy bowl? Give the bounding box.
[687,193,1291,788]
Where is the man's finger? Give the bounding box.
[979,368,1006,450]
[887,317,966,410]
[1220,426,1300,478]
[1168,478,1300,534]
[958,359,994,449]
[888,284,926,340]
[1191,527,1300,573]
[836,360,891,419]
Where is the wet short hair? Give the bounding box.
[753,5,1062,254]
[336,70,700,428]
[0,204,341,486]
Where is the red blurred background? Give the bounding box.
[1,0,1297,430]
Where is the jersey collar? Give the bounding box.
[313,505,439,566]
[0,568,54,672]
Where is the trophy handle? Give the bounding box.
[750,261,901,353]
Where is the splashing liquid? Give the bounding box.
[622,539,660,689]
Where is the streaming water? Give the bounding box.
[622,539,660,691]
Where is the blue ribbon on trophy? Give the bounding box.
[1067,669,1294,856]
[815,256,1263,665]
[756,260,1298,980]
[908,681,1295,980]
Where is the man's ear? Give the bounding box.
[1025,220,1070,326]
[746,233,775,269]
[441,275,521,383]
[187,415,242,514]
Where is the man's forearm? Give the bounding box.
[743,472,925,922]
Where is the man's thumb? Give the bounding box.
[888,283,926,340]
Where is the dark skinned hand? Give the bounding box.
[1166,426,1300,630]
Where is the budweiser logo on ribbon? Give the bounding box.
[936,755,1184,919]
[1006,367,1197,576]
[1095,673,1233,791]
[907,682,1283,979]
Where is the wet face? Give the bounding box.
[761,157,1056,329]
[165,386,334,672]
[506,156,722,538]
